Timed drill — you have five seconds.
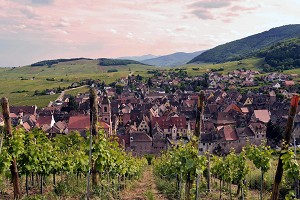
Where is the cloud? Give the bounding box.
[229,5,259,12]
[31,0,53,5]
[54,28,68,35]
[11,0,53,5]
[126,32,133,39]
[190,0,233,9]
[110,29,117,34]
[14,24,27,29]
[191,9,214,20]
[20,6,39,18]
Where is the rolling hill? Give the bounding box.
[98,58,147,66]
[117,54,158,62]
[0,58,157,107]
[188,24,300,64]
[141,51,205,67]
[31,58,147,67]
[258,37,300,72]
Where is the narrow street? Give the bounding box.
[121,167,168,200]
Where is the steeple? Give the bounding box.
[100,91,112,135]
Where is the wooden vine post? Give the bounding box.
[90,87,98,186]
[195,90,205,138]
[195,91,206,200]
[86,87,99,199]
[1,97,21,199]
[271,94,299,200]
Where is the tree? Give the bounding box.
[147,78,153,87]
[266,121,284,145]
[68,95,79,111]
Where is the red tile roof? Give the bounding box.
[130,132,152,142]
[68,115,110,132]
[285,80,295,86]
[216,112,236,125]
[68,115,90,131]
[223,125,238,141]
[10,106,36,115]
[253,110,270,123]
[224,103,242,113]
[37,116,52,127]
[151,115,186,129]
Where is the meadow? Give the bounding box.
[0,59,159,107]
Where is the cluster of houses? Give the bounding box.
[1,70,300,156]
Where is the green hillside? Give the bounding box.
[189,24,300,63]
[98,58,147,66]
[0,59,157,107]
[258,37,300,72]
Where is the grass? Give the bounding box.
[64,86,90,96]
[145,189,154,200]
[0,59,160,108]
[179,57,264,76]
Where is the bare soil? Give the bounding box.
[121,166,168,200]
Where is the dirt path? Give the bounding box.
[47,85,88,107]
[121,166,168,200]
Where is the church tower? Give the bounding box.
[100,92,112,134]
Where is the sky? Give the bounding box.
[0,0,300,67]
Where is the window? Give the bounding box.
[104,106,108,112]
[130,137,133,141]
[105,117,107,121]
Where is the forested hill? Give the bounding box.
[98,58,147,66]
[258,37,300,72]
[30,58,147,67]
[188,24,300,64]
[31,58,92,66]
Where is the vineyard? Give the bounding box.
[0,128,147,199]
[1,128,300,199]
[0,91,299,200]
[154,138,300,200]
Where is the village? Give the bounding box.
[1,69,300,156]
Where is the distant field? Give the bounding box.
[65,86,90,96]
[0,59,158,107]
[180,57,264,76]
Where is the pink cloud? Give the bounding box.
[190,0,233,9]
[191,9,215,20]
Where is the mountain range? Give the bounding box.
[140,51,205,67]
[117,54,158,62]
[189,24,300,64]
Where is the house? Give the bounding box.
[137,115,150,133]
[36,115,55,131]
[272,83,281,89]
[48,121,68,136]
[67,115,111,136]
[10,105,37,116]
[284,80,295,87]
[129,131,153,156]
[151,115,188,138]
[243,81,255,87]
[252,110,270,124]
